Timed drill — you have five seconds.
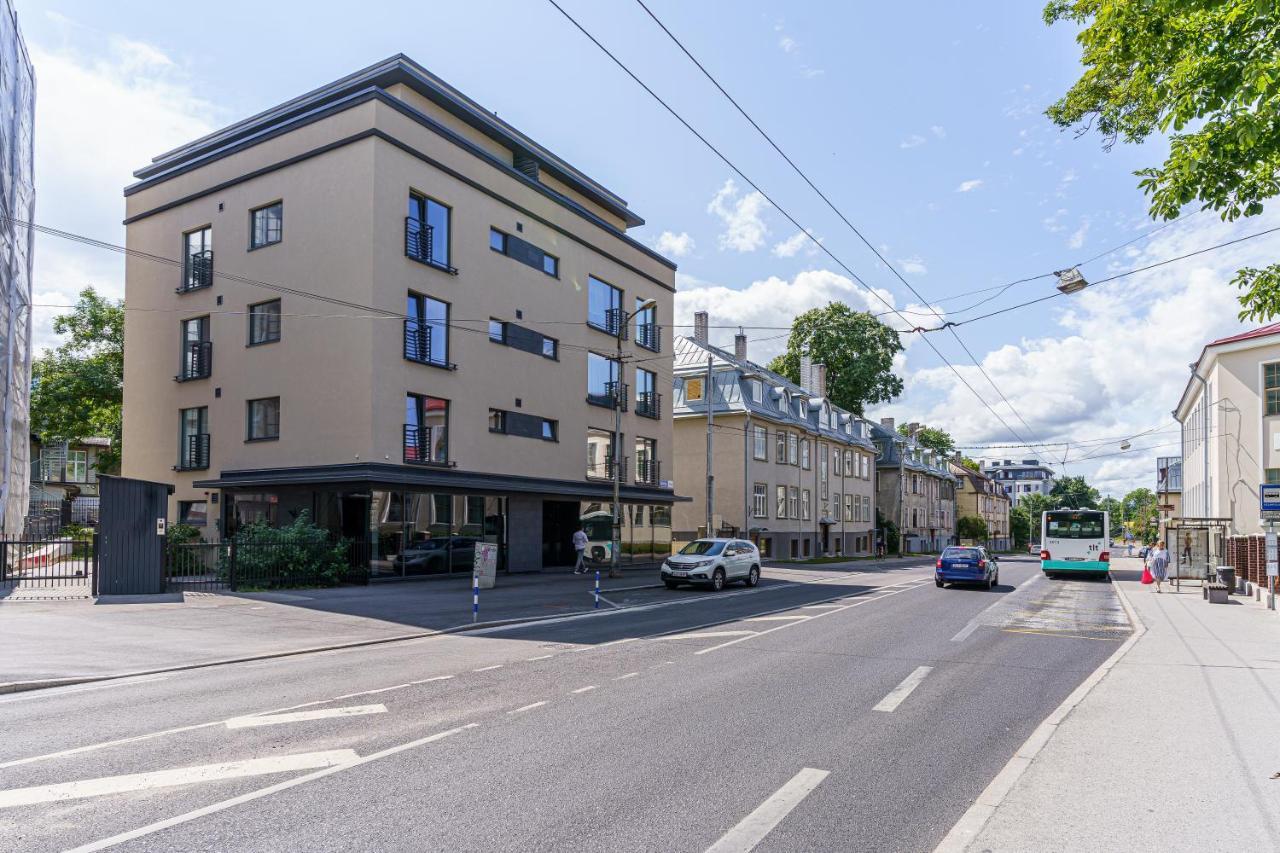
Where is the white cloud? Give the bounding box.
[956,179,984,193]
[898,257,928,275]
[772,230,816,258]
[29,30,219,353]
[779,36,797,53]
[1068,217,1091,249]
[653,230,695,258]
[1043,208,1069,233]
[870,210,1280,494]
[899,134,926,149]
[707,179,769,253]
[800,66,824,79]
[930,125,947,139]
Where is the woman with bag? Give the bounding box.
[1146,540,1170,593]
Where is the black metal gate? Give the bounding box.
[165,541,230,592]
[97,475,172,595]
[0,534,96,597]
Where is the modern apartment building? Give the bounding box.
[0,0,32,535]
[121,55,677,577]
[672,318,878,560]
[871,419,956,553]
[1175,322,1280,535]
[949,459,1011,551]
[984,458,1055,504]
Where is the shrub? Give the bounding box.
[227,510,348,589]
[165,522,207,577]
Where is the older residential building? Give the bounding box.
[984,458,1055,504]
[1175,322,1280,536]
[28,435,108,530]
[949,459,1011,551]
[121,55,677,577]
[871,419,956,553]
[672,319,878,560]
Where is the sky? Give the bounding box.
[16,0,1279,497]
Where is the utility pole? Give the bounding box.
[898,438,906,554]
[610,298,656,580]
[705,353,714,537]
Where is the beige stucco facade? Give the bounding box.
[121,56,677,574]
[950,461,1011,550]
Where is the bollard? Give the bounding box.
[473,572,479,623]
[594,569,600,609]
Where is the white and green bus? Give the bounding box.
[1040,509,1110,579]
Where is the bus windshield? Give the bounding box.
[1046,512,1104,539]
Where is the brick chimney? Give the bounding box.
[734,327,747,360]
[813,363,827,397]
[880,417,895,431]
[799,351,813,392]
[693,311,708,344]
[906,422,921,437]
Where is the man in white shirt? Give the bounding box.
[572,527,589,574]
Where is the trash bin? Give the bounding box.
[1216,565,1235,592]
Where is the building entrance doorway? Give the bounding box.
[820,524,830,555]
[542,500,580,568]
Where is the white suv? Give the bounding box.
[662,538,761,591]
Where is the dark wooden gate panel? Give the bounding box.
[97,475,173,595]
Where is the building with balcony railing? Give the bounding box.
[672,316,879,560]
[121,55,679,575]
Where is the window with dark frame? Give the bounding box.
[587,427,616,479]
[248,300,281,345]
[407,192,451,270]
[182,227,212,291]
[588,276,622,335]
[246,397,280,441]
[405,393,449,464]
[405,292,449,367]
[587,351,620,407]
[490,227,558,278]
[634,297,659,352]
[542,336,558,360]
[489,319,507,343]
[178,407,209,470]
[1267,363,1280,415]
[753,426,767,460]
[179,500,208,526]
[249,202,282,249]
[179,316,210,380]
[489,409,507,433]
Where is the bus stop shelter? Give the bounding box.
[1165,517,1231,589]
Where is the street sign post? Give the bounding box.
[1267,522,1278,611]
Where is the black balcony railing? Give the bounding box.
[587,456,625,481]
[177,433,210,471]
[601,308,628,339]
[404,217,457,274]
[607,380,628,412]
[636,322,662,352]
[180,250,213,292]
[177,340,212,381]
[636,390,661,419]
[402,319,454,368]
[403,424,451,466]
[636,458,661,486]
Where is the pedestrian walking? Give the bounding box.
[572,526,588,574]
[1147,539,1170,593]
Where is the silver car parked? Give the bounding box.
[662,538,760,591]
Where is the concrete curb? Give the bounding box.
[932,577,1148,853]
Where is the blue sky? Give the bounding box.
[18,0,1280,494]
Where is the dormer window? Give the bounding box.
[749,379,763,403]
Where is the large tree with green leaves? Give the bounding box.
[767,302,904,414]
[1098,495,1126,539]
[958,515,989,542]
[1050,475,1101,509]
[898,424,955,457]
[1121,487,1160,541]
[31,288,124,474]
[1045,0,1280,319]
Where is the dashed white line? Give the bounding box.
[526,654,555,661]
[472,665,504,672]
[704,767,830,853]
[508,701,548,714]
[614,672,639,681]
[571,685,598,694]
[0,750,359,809]
[873,665,934,713]
[664,630,757,641]
[225,705,387,730]
[742,615,811,622]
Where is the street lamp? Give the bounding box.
[610,297,658,579]
[1054,267,1088,294]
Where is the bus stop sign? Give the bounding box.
[1261,485,1280,520]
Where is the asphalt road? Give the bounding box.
[0,555,1129,852]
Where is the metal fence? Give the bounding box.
[165,538,370,592]
[0,534,95,594]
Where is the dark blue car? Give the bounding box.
[936,546,999,589]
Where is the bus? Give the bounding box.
[1040,509,1110,579]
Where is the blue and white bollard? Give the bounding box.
[473,573,479,623]
[594,569,600,609]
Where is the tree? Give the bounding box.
[898,424,955,457]
[1050,476,1100,509]
[767,302,904,414]
[1010,504,1033,549]
[1122,487,1159,541]
[1045,1,1280,320]
[30,288,124,473]
[1098,496,1126,540]
[1018,493,1057,545]
[958,515,989,542]
[959,456,982,472]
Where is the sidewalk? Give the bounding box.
[959,556,1280,851]
[0,560,927,692]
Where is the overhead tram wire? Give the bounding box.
[627,0,1054,460]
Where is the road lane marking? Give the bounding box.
[526,654,555,661]
[1002,628,1124,641]
[0,750,359,809]
[67,724,478,852]
[225,705,387,730]
[704,767,830,853]
[664,630,757,641]
[571,685,598,694]
[741,615,810,622]
[472,665,504,672]
[950,574,1041,642]
[614,672,639,681]
[509,702,547,714]
[873,666,934,713]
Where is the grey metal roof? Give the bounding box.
[867,419,956,480]
[672,337,876,451]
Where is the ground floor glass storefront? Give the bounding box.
[361,491,506,579]
[577,501,673,568]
